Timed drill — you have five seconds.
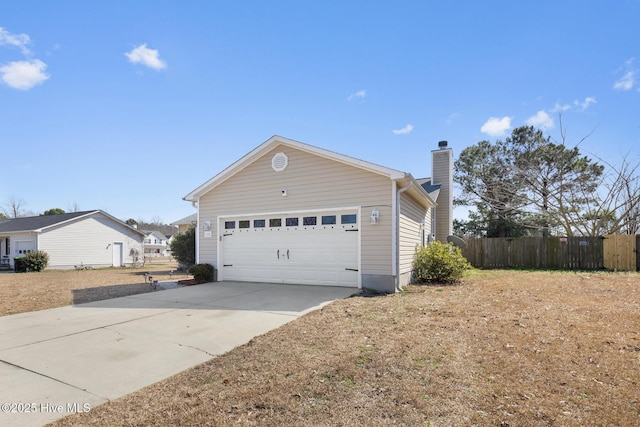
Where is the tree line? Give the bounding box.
[455,125,640,237]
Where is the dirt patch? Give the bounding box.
[0,261,190,316]
[48,270,640,426]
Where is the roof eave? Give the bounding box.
[184,135,409,201]
[396,174,438,208]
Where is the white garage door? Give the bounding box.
[15,240,36,255]
[221,211,359,287]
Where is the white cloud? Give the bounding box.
[0,60,49,90]
[526,110,554,129]
[392,124,414,135]
[0,26,32,55]
[347,89,366,101]
[125,44,167,70]
[445,112,460,125]
[574,96,596,111]
[0,27,50,90]
[614,71,635,91]
[550,102,571,113]
[614,58,635,91]
[480,116,511,137]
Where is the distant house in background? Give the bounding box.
[142,230,170,257]
[171,213,197,234]
[0,210,144,270]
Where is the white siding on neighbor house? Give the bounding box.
[198,145,394,277]
[399,192,430,286]
[38,213,143,269]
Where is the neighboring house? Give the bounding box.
[183,135,453,293]
[142,230,170,257]
[165,234,174,257]
[171,213,197,234]
[0,210,144,269]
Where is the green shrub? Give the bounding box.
[24,251,49,272]
[170,228,196,269]
[412,241,471,284]
[188,263,216,283]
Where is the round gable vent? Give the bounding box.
[272,152,288,172]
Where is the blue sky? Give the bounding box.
[1,1,639,223]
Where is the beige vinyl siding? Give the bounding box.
[198,145,393,276]
[432,149,453,242]
[399,193,429,286]
[38,214,143,269]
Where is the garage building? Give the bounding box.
[183,136,453,293]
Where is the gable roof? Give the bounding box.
[183,135,436,207]
[0,210,144,236]
[141,230,168,241]
[417,178,442,201]
[171,213,197,226]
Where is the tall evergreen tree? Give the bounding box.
[455,126,606,237]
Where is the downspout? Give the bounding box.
[395,180,413,292]
[194,199,200,264]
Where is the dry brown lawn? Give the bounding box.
[5,268,638,426]
[0,258,189,316]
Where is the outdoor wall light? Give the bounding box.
[370,209,380,224]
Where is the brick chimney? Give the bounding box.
[432,141,453,242]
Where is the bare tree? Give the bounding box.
[575,154,640,235]
[2,196,28,218]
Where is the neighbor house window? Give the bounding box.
[322,215,336,225]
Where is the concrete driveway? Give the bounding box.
[0,281,356,426]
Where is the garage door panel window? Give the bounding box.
[303,216,317,226]
[322,215,336,225]
[286,217,299,227]
[225,221,235,229]
[341,214,357,224]
[239,220,250,229]
[269,218,282,227]
[254,219,266,228]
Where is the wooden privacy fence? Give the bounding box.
[462,235,640,270]
[462,236,605,270]
[603,234,639,271]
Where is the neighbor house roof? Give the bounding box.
[142,230,168,241]
[183,135,436,208]
[0,210,144,236]
[171,213,197,226]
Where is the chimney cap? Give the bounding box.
[438,140,448,148]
